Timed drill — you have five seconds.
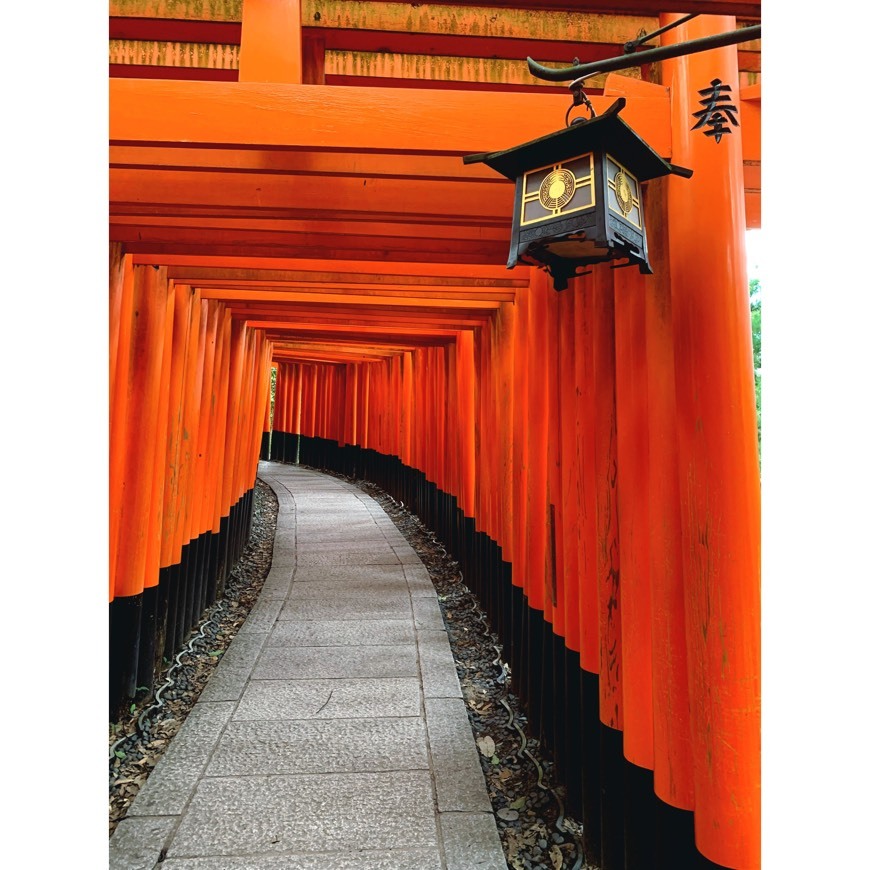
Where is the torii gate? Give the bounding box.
[109,3,761,867]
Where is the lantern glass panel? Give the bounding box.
[605,156,643,231]
[520,153,595,226]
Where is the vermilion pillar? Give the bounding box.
[614,266,653,770]
[643,181,695,813]
[662,14,761,869]
[109,263,169,712]
[239,0,302,84]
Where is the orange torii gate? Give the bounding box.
[109,2,760,867]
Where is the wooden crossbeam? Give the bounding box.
[109,79,671,157]
[145,255,528,282]
[109,146,502,182]
[198,288,503,309]
[220,306,492,328]
[108,2,760,26]
[178,282,516,301]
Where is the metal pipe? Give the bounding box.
[623,13,699,53]
[527,24,760,83]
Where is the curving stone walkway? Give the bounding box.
[109,461,506,870]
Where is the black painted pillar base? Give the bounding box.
[109,593,143,720]
[191,534,205,632]
[624,761,656,869]
[180,537,196,644]
[204,530,218,607]
[581,667,603,867]
[154,565,171,675]
[162,563,180,661]
[527,606,545,737]
[511,584,524,679]
[135,584,160,694]
[540,621,556,757]
[214,514,230,601]
[563,648,583,819]
[601,724,626,870]
[550,633,567,784]
[260,430,270,460]
[654,800,730,869]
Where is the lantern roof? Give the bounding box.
[464,97,691,182]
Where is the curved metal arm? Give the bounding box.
[528,24,760,82]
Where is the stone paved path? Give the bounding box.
[109,462,506,870]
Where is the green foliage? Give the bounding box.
[750,277,761,451]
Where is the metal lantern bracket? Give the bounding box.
[526,23,760,83]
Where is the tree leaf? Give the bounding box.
[509,796,526,810]
[550,845,564,869]
[476,735,496,758]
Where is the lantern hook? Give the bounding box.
[565,77,597,127]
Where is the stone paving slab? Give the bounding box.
[127,702,234,817]
[405,566,439,595]
[161,849,445,870]
[440,811,506,870]
[296,548,401,566]
[291,564,406,583]
[257,569,295,600]
[418,629,464,698]
[167,770,439,857]
[252,643,418,680]
[233,677,422,721]
[198,634,268,703]
[413,595,449,630]
[269,550,296,574]
[267,618,416,647]
[279,595,413,622]
[234,595,283,636]
[205,717,428,776]
[111,463,507,870]
[425,697,494,813]
[287,576,411,598]
[295,518,380,529]
[110,817,176,870]
[295,535,390,548]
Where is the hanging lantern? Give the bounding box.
[464,97,692,290]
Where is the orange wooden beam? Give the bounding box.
[228,307,491,328]
[130,254,527,282]
[176,281,515,302]
[110,168,515,220]
[109,145,501,182]
[197,287,502,309]
[161,262,526,286]
[111,215,509,243]
[109,79,671,158]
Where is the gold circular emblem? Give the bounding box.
[538,168,576,211]
[614,170,633,216]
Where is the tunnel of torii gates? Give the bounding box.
[109,1,761,867]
